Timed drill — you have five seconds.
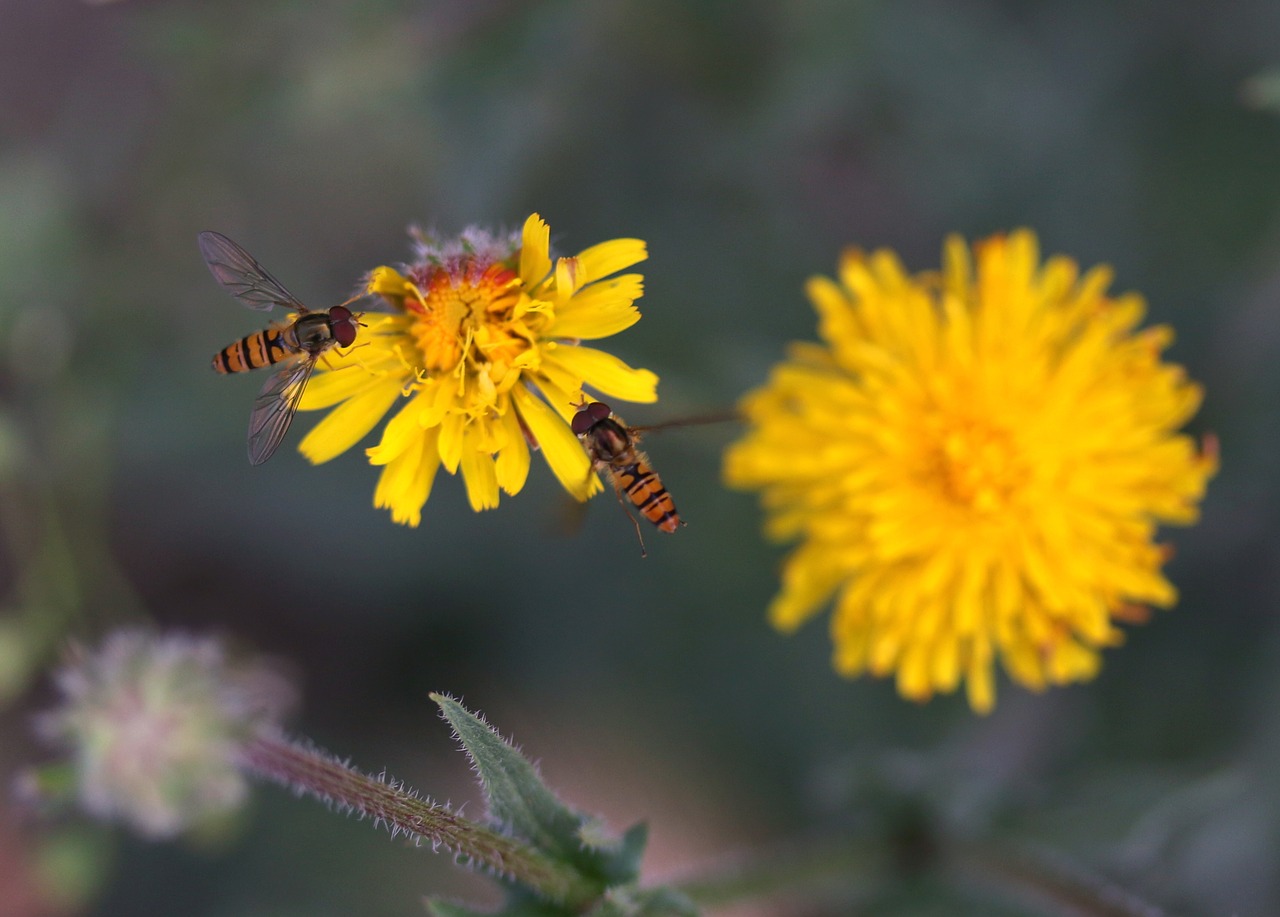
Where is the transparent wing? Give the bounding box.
[246,356,316,465]
[626,410,741,437]
[199,231,308,313]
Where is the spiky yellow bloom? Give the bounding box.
[724,230,1217,713]
[297,215,657,525]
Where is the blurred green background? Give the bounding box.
[2,1,1278,914]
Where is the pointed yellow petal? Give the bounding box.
[529,374,585,423]
[298,380,402,464]
[768,543,846,632]
[549,274,644,339]
[367,390,429,466]
[575,238,647,285]
[519,213,552,288]
[494,404,531,495]
[373,428,441,527]
[511,384,596,501]
[298,365,387,410]
[544,345,658,403]
[437,411,467,473]
[366,265,410,298]
[460,448,500,511]
[554,256,583,297]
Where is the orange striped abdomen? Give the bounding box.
[616,460,681,533]
[212,327,290,374]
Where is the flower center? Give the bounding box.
[923,413,1028,513]
[406,262,531,379]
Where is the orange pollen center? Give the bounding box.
[405,263,527,374]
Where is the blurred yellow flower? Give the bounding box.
[724,231,1217,713]
[297,215,657,525]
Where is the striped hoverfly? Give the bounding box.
[572,399,685,557]
[201,231,362,465]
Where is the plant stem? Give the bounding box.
[239,730,594,905]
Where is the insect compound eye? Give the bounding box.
[329,307,358,346]
[571,400,612,435]
[571,405,596,436]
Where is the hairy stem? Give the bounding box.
[239,731,593,905]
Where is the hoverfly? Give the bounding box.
[572,400,684,557]
[200,231,362,465]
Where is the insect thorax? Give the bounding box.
[292,313,335,353]
[592,419,635,463]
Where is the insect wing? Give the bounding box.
[625,410,741,437]
[198,231,308,314]
[246,355,316,465]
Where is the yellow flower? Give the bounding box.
[297,215,658,525]
[724,230,1217,713]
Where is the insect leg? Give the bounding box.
[609,481,648,558]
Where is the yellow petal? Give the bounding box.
[544,345,658,403]
[519,213,552,288]
[301,365,389,410]
[965,636,995,714]
[366,265,410,297]
[554,256,583,298]
[511,384,598,501]
[298,380,402,464]
[768,543,846,632]
[494,404,531,495]
[420,377,461,429]
[373,428,441,527]
[460,448,500,511]
[549,274,644,339]
[575,238,647,286]
[437,411,467,473]
[529,359,585,415]
[367,390,429,466]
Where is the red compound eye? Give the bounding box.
[572,400,612,435]
[329,307,357,346]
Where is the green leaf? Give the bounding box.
[584,821,649,886]
[430,695,666,912]
[432,693,588,866]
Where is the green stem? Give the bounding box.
[239,731,593,905]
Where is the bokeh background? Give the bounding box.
[2,1,1278,914]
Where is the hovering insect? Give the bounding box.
[572,399,684,556]
[201,230,363,465]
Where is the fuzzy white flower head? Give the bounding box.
[407,223,521,272]
[39,630,291,839]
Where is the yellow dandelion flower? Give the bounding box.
[297,215,658,526]
[724,230,1217,713]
